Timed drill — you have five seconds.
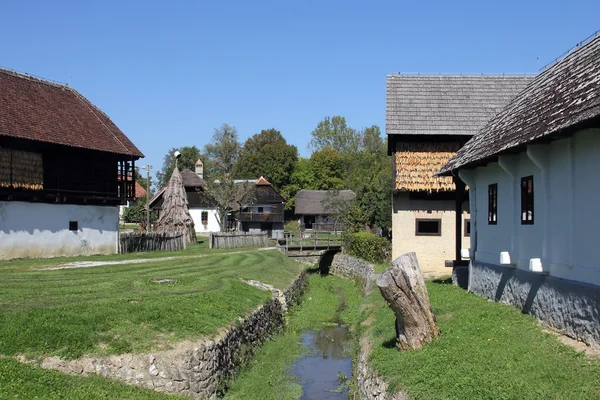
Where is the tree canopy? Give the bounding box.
[156,146,202,189]
[204,123,240,178]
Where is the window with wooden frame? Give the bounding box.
[201,211,208,225]
[488,184,498,225]
[521,176,534,224]
[464,219,471,237]
[415,219,441,236]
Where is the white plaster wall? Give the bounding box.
[0,201,118,260]
[471,128,600,286]
[189,207,220,235]
[392,193,469,274]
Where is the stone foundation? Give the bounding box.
[40,271,308,399]
[470,261,600,349]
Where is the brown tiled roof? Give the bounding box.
[386,75,533,136]
[134,182,147,198]
[0,68,143,157]
[395,142,460,192]
[440,34,600,174]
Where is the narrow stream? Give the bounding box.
[292,323,353,399]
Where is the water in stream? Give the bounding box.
[292,323,353,399]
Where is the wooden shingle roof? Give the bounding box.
[295,190,356,215]
[440,34,600,174]
[0,68,143,158]
[386,74,533,136]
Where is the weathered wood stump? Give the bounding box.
[376,252,439,350]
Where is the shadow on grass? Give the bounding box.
[431,277,453,285]
[382,337,397,349]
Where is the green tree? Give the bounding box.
[280,157,314,210]
[310,147,346,190]
[233,128,298,190]
[203,123,241,178]
[309,116,361,153]
[155,146,202,189]
[134,170,153,195]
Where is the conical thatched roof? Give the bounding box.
[154,168,196,243]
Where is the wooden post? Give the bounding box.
[454,176,466,262]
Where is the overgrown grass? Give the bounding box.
[0,247,301,359]
[0,357,181,399]
[362,279,600,399]
[224,273,363,400]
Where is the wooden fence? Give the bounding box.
[209,232,269,249]
[119,232,187,253]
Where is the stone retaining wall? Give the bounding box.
[330,254,374,290]
[356,338,407,400]
[470,261,600,349]
[40,270,308,399]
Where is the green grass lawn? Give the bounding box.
[362,278,600,400]
[119,223,140,231]
[0,244,302,360]
[224,273,363,400]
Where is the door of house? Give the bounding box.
[305,215,315,230]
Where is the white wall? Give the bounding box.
[471,128,600,286]
[189,207,220,235]
[392,193,470,273]
[0,201,119,259]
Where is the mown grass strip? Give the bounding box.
[363,278,600,400]
[0,248,301,359]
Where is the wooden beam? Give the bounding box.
[454,176,466,261]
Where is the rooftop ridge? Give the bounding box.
[388,73,536,77]
[0,66,69,89]
[541,30,600,71]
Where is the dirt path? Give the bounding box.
[39,247,279,271]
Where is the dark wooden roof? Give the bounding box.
[386,75,533,136]
[440,34,600,174]
[180,169,206,187]
[295,190,356,215]
[0,68,143,158]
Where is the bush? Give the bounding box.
[284,220,300,232]
[343,231,390,264]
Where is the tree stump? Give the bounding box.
[376,252,439,350]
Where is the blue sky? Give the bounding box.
[1,1,598,181]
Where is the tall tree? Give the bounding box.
[233,128,298,190]
[310,147,346,190]
[309,116,361,153]
[156,146,202,189]
[203,123,241,178]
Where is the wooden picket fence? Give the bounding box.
[209,232,269,249]
[119,232,187,253]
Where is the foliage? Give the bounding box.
[343,231,390,263]
[283,219,300,232]
[122,197,146,224]
[225,274,362,400]
[0,244,301,360]
[362,279,600,399]
[134,170,153,194]
[204,123,241,178]
[280,157,314,210]
[202,175,256,232]
[309,147,346,190]
[309,116,361,153]
[156,145,202,189]
[233,128,298,191]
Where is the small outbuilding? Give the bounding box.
[294,189,356,231]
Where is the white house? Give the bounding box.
[150,162,220,235]
[0,68,143,259]
[439,34,600,348]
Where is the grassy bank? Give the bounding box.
[362,278,600,399]
[0,357,181,399]
[0,245,301,359]
[224,273,363,400]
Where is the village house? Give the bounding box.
[0,68,143,259]
[295,189,356,231]
[149,160,220,235]
[439,33,600,348]
[386,74,532,273]
[237,176,285,238]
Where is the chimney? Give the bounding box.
[195,159,204,179]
